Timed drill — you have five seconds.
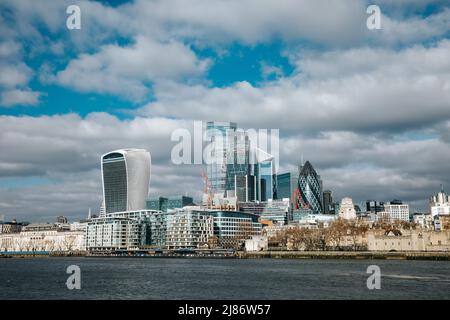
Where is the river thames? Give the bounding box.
[0,257,449,299]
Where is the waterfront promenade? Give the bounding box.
[2,250,450,260]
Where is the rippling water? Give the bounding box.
[0,257,449,299]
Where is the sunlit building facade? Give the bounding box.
[101,148,151,214]
[297,161,323,214]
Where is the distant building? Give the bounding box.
[56,216,68,224]
[367,230,450,252]
[383,200,410,222]
[366,200,385,214]
[245,236,268,252]
[0,220,25,234]
[205,121,277,203]
[205,121,238,196]
[430,186,450,217]
[295,213,337,228]
[101,148,151,214]
[296,161,323,214]
[259,199,291,225]
[338,197,357,220]
[292,208,314,223]
[146,196,194,212]
[413,213,434,229]
[322,190,333,214]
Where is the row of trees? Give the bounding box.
[269,219,370,251]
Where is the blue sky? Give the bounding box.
[0,0,449,221]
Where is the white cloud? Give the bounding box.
[0,41,42,107]
[54,36,210,101]
[0,89,41,107]
[138,40,450,134]
[1,113,450,221]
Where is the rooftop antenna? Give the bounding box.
[441,184,444,193]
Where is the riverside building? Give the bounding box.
[0,223,85,253]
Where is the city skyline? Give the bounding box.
[0,0,450,221]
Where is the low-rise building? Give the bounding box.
[259,199,290,225]
[245,236,268,252]
[0,224,85,253]
[413,213,434,229]
[367,229,450,251]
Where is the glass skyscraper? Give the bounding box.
[276,172,297,200]
[205,121,237,196]
[205,121,276,202]
[297,161,323,214]
[101,148,151,214]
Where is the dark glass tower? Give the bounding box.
[101,149,151,214]
[297,161,323,214]
[323,190,333,214]
[102,152,127,213]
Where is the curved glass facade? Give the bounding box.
[102,154,127,213]
[297,161,323,214]
[102,149,151,214]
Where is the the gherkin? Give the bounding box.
[297,161,323,214]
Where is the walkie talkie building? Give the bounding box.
[101,148,151,214]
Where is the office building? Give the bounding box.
[366,200,385,214]
[383,200,410,222]
[202,210,262,248]
[259,199,291,225]
[322,190,333,214]
[205,121,238,196]
[205,121,276,202]
[101,148,151,214]
[430,187,450,217]
[296,161,323,214]
[146,196,194,212]
[276,171,297,200]
[338,197,357,220]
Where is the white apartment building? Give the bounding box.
[85,217,142,252]
[384,202,410,222]
[166,210,213,249]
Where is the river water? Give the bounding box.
[0,257,449,299]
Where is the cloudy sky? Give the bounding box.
[0,0,449,222]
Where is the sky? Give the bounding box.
[0,0,449,222]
